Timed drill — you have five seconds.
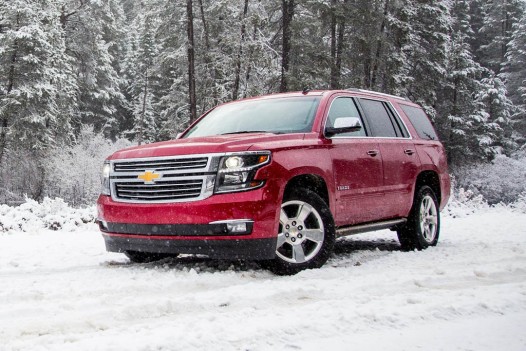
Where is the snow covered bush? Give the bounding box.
[43,126,132,206]
[0,149,46,206]
[444,188,490,218]
[455,153,526,205]
[0,197,96,234]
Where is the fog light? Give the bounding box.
[210,219,254,235]
[227,222,247,233]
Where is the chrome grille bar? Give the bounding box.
[113,157,208,172]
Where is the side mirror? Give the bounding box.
[175,133,182,139]
[325,117,363,137]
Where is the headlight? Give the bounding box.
[215,152,270,193]
[101,161,111,195]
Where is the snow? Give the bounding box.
[1,202,525,350]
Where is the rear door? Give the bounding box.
[325,96,384,225]
[356,98,420,218]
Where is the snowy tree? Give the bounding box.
[473,0,524,74]
[399,0,450,121]
[476,76,515,156]
[121,5,160,144]
[502,6,526,147]
[60,0,127,138]
[434,0,488,165]
[0,0,76,162]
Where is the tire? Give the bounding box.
[266,188,335,275]
[124,251,177,263]
[398,185,440,251]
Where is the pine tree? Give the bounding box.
[435,0,488,165]
[122,6,160,144]
[400,0,450,121]
[0,0,76,163]
[150,0,189,139]
[60,0,127,139]
[474,0,524,74]
[502,6,526,147]
[476,75,515,156]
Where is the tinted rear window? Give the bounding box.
[400,105,438,140]
[358,99,397,137]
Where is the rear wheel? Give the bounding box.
[124,251,177,263]
[398,185,440,250]
[266,188,335,275]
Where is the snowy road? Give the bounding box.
[1,208,525,351]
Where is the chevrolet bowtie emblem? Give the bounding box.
[138,171,161,183]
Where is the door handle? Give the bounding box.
[404,149,415,155]
[367,150,379,157]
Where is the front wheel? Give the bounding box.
[266,188,335,275]
[398,186,440,251]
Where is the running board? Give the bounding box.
[336,218,407,237]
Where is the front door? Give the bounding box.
[325,96,384,226]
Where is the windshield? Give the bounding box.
[183,96,321,138]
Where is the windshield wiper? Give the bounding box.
[221,131,275,135]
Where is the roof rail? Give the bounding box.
[345,88,407,101]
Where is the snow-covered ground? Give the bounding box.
[1,201,525,351]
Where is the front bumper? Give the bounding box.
[103,234,277,260]
[97,186,280,260]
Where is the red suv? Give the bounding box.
[97,89,450,274]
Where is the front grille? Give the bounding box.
[115,179,204,201]
[113,157,208,172]
[110,155,216,203]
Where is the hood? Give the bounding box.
[108,133,305,160]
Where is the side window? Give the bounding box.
[385,103,410,138]
[400,104,438,140]
[358,98,397,138]
[326,97,366,137]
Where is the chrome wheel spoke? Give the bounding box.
[302,229,324,243]
[296,203,313,223]
[292,244,306,263]
[424,198,432,213]
[280,209,289,225]
[276,232,287,248]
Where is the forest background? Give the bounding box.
[0,0,525,207]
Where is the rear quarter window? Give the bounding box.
[400,104,438,140]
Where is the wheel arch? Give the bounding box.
[415,170,441,206]
[283,174,330,207]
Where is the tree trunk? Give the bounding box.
[197,0,210,49]
[186,0,197,123]
[197,0,219,107]
[371,0,389,89]
[243,23,258,98]
[138,70,149,146]
[280,0,294,93]
[330,0,337,89]
[0,14,19,165]
[232,0,249,100]
[330,0,346,89]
